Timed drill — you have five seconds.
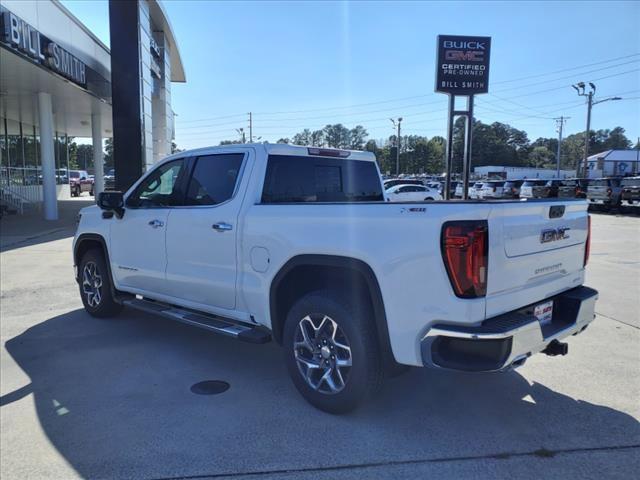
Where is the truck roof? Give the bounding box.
[161,143,376,163]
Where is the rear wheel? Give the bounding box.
[283,290,383,413]
[78,248,123,318]
[424,197,434,201]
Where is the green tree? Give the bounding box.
[276,138,290,144]
[103,138,113,170]
[529,146,556,168]
[76,144,93,171]
[171,141,183,154]
[292,129,312,146]
[310,130,324,147]
[323,124,350,148]
[349,125,368,150]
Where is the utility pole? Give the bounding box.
[249,112,253,142]
[573,82,622,178]
[554,116,569,178]
[390,117,402,175]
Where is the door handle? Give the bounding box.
[148,219,164,228]
[212,222,233,232]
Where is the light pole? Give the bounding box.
[573,82,622,178]
[554,116,569,178]
[390,117,402,176]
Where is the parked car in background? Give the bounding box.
[478,180,505,199]
[620,176,640,205]
[69,170,94,197]
[104,169,116,190]
[383,178,423,190]
[386,184,442,201]
[468,182,484,199]
[532,179,561,198]
[502,180,524,198]
[587,177,623,209]
[446,181,460,198]
[519,179,547,198]
[559,179,590,199]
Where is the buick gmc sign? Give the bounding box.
[435,35,491,95]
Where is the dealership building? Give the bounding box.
[0,0,185,219]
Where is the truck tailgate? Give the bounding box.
[485,200,588,318]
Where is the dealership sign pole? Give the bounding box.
[436,35,491,200]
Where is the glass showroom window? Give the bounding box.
[6,119,23,186]
[24,124,39,185]
[0,117,8,186]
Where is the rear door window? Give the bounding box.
[262,155,384,203]
[185,153,244,206]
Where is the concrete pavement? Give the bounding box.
[1,209,638,479]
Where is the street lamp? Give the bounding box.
[572,82,622,177]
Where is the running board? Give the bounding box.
[122,298,271,344]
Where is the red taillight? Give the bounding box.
[441,221,488,298]
[584,215,591,267]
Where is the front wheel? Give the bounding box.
[78,248,123,318]
[283,290,383,413]
[424,197,434,201]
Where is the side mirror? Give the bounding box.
[98,191,124,217]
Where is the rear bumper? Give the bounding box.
[420,286,598,372]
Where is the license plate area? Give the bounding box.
[534,300,554,326]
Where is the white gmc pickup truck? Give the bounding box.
[73,143,598,413]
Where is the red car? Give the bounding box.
[69,170,94,197]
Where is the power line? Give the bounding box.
[491,53,640,85]
[175,53,640,124]
[490,59,640,94]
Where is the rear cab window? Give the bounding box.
[262,155,384,203]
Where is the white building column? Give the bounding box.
[91,113,104,198]
[38,92,58,221]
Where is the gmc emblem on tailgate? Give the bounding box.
[540,227,571,243]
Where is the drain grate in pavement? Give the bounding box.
[190,380,230,395]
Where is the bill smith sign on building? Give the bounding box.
[435,35,491,95]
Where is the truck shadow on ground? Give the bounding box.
[3,308,640,479]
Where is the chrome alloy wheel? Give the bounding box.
[82,261,103,308]
[293,314,352,394]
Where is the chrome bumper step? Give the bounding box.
[122,298,271,344]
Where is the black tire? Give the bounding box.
[424,197,434,201]
[283,289,383,414]
[89,187,94,197]
[78,248,123,318]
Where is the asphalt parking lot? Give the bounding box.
[1,208,639,479]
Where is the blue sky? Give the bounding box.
[62,0,640,150]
